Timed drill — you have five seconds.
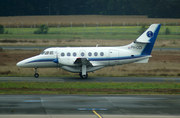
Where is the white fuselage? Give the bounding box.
[17,44,151,73]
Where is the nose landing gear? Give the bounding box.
[79,72,88,79]
[34,68,39,78]
[34,73,39,78]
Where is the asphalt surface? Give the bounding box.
[0,76,180,82]
[0,95,180,116]
[1,77,180,117]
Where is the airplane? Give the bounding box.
[16,24,161,79]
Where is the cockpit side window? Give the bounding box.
[45,51,49,55]
[50,51,53,55]
[40,51,45,55]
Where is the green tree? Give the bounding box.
[138,24,147,34]
[0,24,4,34]
[34,24,49,34]
[165,27,171,35]
[0,0,180,18]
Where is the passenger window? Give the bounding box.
[67,52,71,56]
[50,51,53,55]
[94,52,98,56]
[88,52,92,57]
[81,52,85,56]
[100,52,104,56]
[61,52,65,57]
[45,51,49,55]
[73,52,77,57]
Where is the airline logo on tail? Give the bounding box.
[147,31,154,38]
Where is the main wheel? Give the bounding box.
[79,72,88,79]
[34,73,39,78]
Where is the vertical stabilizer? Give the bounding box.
[135,24,161,55]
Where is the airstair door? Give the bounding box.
[109,50,119,66]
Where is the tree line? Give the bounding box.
[0,0,180,18]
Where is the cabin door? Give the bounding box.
[109,50,119,66]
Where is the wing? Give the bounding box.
[74,58,93,66]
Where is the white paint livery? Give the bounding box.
[17,24,161,79]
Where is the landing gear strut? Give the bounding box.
[79,64,88,79]
[79,72,88,79]
[34,68,39,78]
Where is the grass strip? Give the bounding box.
[0,88,180,94]
[4,26,180,35]
[0,82,180,94]
[1,82,180,89]
[1,25,180,40]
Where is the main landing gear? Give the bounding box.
[79,64,88,79]
[79,72,88,79]
[34,68,39,78]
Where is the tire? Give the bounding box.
[34,73,39,78]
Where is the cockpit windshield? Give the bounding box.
[40,51,54,55]
[45,51,49,55]
[50,51,53,55]
[40,51,45,55]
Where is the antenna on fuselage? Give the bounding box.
[96,44,99,47]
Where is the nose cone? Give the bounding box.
[16,55,41,68]
[16,61,25,67]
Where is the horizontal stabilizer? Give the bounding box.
[133,58,150,63]
[134,40,150,44]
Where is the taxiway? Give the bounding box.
[0,95,180,117]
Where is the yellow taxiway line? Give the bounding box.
[93,110,102,118]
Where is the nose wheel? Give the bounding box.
[34,73,39,78]
[34,67,39,78]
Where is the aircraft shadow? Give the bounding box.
[62,77,100,82]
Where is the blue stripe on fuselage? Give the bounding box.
[26,55,149,64]
[26,58,55,64]
[88,55,149,61]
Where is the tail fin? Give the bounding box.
[135,24,161,55]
